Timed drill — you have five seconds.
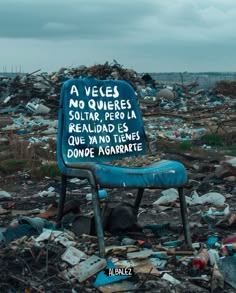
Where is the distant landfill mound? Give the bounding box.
[0,61,236,116]
[0,61,235,163]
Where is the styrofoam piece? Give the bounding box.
[61,246,87,266]
[69,255,107,282]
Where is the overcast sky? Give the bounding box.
[1,0,236,73]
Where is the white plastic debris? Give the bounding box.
[35,229,63,242]
[35,229,76,247]
[3,96,12,104]
[186,191,225,206]
[61,247,87,265]
[150,258,167,269]
[35,103,50,114]
[56,235,77,247]
[153,188,178,205]
[69,178,81,183]
[0,190,12,199]
[208,249,220,266]
[162,273,181,285]
[200,192,225,206]
[223,204,230,215]
[37,187,57,197]
[225,157,236,167]
[42,127,57,134]
[68,255,106,282]
[127,249,153,259]
[185,190,202,205]
[26,101,50,114]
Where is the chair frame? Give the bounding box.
[56,174,191,258]
[56,78,192,258]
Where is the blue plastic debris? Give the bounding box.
[143,242,152,249]
[207,235,219,248]
[3,224,39,244]
[18,216,55,233]
[94,260,131,287]
[86,189,107,201]
[150,252,169,260]
[162,240,183,247]
[150,257,167,269]
[143,223,173,237]
[17,129,30,135]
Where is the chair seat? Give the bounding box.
[91,159,187,188]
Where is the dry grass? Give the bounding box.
[8,134,37,163]
[0,134,58,177]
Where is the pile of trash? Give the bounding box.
[214,81,236,97]
[1,62,235,116]
[0,62,235,162]
[0,159,235,292]
[0,61,143,114]
[0,62,236,292]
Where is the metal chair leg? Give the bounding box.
[56,175,67,228]
[178,187,192,248]
[92,186,105,258]
[134,188,144,212]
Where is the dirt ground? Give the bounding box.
[0,144,235,292]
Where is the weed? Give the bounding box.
[8,134,38,163]
[222,145,236,156]
[0,159,28,174]
[201,133,224,146]
[178,141,193,150]
[32,163,60,178]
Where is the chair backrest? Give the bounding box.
[57,78,147,169]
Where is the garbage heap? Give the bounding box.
[0,61,235,164]
[0,62,236,292]
[0,167,236,292]
[0,61,143,113]
[214,80,236,97]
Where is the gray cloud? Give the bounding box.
[0,0,236,72]
[0,0,157,39]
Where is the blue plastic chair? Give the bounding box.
[56,78,192,257]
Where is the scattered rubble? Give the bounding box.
[214,80,236,97]
[0,61,236,292]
